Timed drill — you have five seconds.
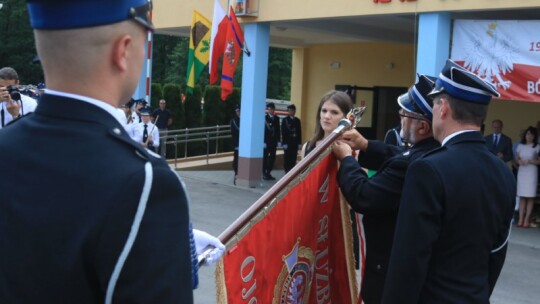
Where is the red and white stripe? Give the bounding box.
[145,31,153,103]
[144,11,153,103]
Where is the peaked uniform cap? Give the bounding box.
[266,102,275,109]
[140,106,152,115]
[397,74,436,120]
[428,59,500,104]
[134,98,147,106]
[26,0,154,31]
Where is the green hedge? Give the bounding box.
[150,83,163,108]
[158,83,241,158]
[202,85,240,153]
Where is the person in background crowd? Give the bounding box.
[263,102,280,180]
[515,126,540,228]
[231,104,241,184]
[131,106,159,152]
[383,59,515,303]
[152,98,173,158]
[132,98,146,123]
[0,67,38,129]
[118,98,135,131]
[281,103,302,173]
[485,119,514,163]
[333,75,439,304]
[0,1,224,302]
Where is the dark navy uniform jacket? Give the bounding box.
[383,131,516,304]
[230,116,240,148]
[264,113,280,147]
[338,137,439,304]
[485,132,514,162]
[281,115,302,148]
[0,94,193,303]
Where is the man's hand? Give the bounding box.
[340,129,368,151]
[332,140,353,161]
[193,229,226,266]
[1,87,21,117]
[6,99,21,118]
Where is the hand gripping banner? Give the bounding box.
[213,107,367,304]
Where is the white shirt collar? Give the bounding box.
[441,130,477,146]
[44,89,126,126]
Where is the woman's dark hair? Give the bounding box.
[520,126,538,147]
[306,90,353,151]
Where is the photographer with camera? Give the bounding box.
[0,67,38,129]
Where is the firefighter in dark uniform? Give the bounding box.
[382,60,516,304]
[281,104,302,173]
[263,102,280,180]
[333,75,439,304]
[231,104,240,184]
[0,1,201,303]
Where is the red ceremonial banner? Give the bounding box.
[216,153,358,303]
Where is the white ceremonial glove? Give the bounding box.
[193,229,226,266]
[282,144,288,150]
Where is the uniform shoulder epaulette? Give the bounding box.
[107,126,159,161]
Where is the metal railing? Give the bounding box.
[160,125,232,166]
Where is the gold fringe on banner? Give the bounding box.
[340,191,360,303]
[214,260,227,304]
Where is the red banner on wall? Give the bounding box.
[216,154,358,303]
[452,20,540,102]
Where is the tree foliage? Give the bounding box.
[0,1,43,84]
[162,83,184,129]
[151,35,289,101]
[267,48,292,100]
[0,1,293,105]
[150,83,163,108]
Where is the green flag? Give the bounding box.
[186,11,211,93]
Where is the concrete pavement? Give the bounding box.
[178,169,540,304]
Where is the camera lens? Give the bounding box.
[10,91,21,101]
[6,86,21,101]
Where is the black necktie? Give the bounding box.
[143,124,148,142]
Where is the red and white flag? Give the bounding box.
[452,20,540,102]
[209,0,228,85]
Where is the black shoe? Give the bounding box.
[233,175,237,185]
[267,174,276,180]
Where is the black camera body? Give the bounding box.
[6,85,22,101]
